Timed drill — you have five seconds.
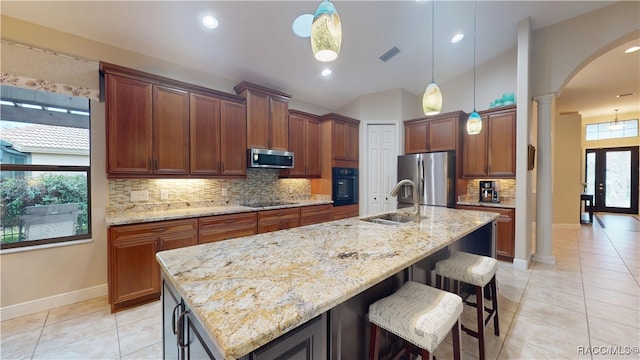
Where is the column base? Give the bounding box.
[532,253,556,265]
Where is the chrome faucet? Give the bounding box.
[390,179,419,216]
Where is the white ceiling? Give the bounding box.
[2,1,638,119]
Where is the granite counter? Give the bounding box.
[156,206,498,359]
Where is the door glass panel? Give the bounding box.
[585,152,595,202]
[605,150,631,208]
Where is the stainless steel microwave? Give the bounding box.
[247,148,294,169]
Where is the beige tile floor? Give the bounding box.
[2,215,639,359]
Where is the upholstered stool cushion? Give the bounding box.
[435,252,498,287]
[368,281,463,352]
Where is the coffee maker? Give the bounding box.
[479,181,499,203]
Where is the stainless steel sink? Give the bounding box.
[361,213,415,225]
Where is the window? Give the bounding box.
[1,85,91,249]
[585,119,638,141]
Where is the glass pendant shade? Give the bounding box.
[466,111,482,134]
[311,0,342,62]
[423,82,442,115]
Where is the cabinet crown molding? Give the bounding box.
[233,81,291,101]
[320,113,360,125]
[99,61,245,103]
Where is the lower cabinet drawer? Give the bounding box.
[301,204,333,226]
[199,212,257,244]
[258,208,301,234]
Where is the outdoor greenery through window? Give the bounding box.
[1,85,91,249]
[585,119,638,141]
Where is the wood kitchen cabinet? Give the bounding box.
[190,93,247,176]
[332,119,359,163]
[234,81,291,151]
[281,110,321,178]
[332,204,360,220]
[105,73,153,175]
[198,212,257,244]
[300,204,333,225]
[153,85,190,175]
[457,205,515,260]
[257,207,301,233]
[404,111,463,154]
[461,106,516,178]
[101,62,246,178]
[104,75,189,176]
[108,219,197,312]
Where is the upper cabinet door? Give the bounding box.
[153,85,190,175]
[346,123,359,162]
[428,117,457,151]
[106,74,153,175]
[487,111,516,177]
[190,93,221,176]
[220,100,247,176]
[287,114,307,176]
[269,97,289,151]
[246,92,270,149]
[332,121,347,160]
[404,120,429,154]
[305,118,322,177]
[461,114,489,178]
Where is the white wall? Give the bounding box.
[440,47,517,114]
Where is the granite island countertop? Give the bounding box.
[155,206,498,359]
[105,199,332,226]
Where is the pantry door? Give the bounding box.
[585,146,639,214]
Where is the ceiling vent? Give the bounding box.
[379,47,400,62]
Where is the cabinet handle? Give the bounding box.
[171,304,181,335]
[177,309,190,349]
[151,227,167,233]
[221,162,224,172]
[224,219,236,223]
[154,158,158,170]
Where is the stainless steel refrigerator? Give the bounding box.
[396,151,456,208]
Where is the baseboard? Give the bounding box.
[552,223,581,229]
[512,257,530,270]
[0,283,107,321]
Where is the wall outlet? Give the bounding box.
[221,187,228,197]
[160,190,170,200]
[130,190,149,202]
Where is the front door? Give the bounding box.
[585,146,639,214]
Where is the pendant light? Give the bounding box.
[609,109,624,130]
[466,0,482,135]
[422,0,442,116]
[311,0,342,62]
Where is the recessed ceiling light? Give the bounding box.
[202,15,219,29]
[292,14,313,38]
[625,46,640,54]
[321,68,332,77]
[451,33,464,44]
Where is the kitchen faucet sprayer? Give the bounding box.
[390,179,419,216]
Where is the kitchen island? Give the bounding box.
[156,206,498,359]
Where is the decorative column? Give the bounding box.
[533,94,556,264]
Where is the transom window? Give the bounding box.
[1,85,91,250]
[585,119,638,141]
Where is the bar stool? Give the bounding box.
[368,281,462,360]
[435,252,499,360]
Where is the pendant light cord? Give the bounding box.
[431,0,435,83]
[473,0,477,111]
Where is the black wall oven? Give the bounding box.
[332,167,358,206]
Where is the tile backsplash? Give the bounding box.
[108,169,316,212]
[466,179,516,200]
